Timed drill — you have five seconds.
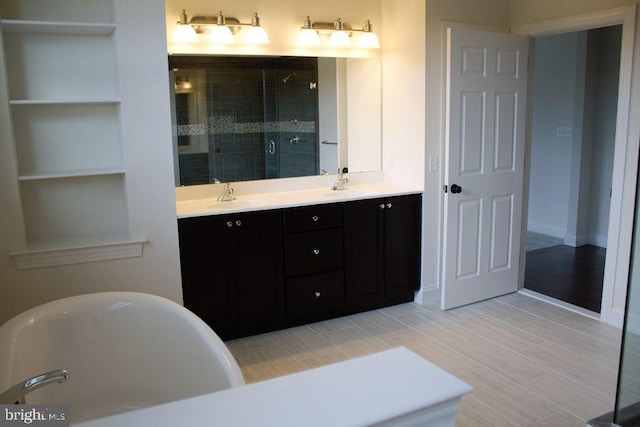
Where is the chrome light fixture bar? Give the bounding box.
[173,9,270,45]
[299,16,380,49]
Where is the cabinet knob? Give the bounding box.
[379,204,385,209]
[313,248,320,255]
[312,215,319,222]
[236,220,242,226]
[226,221,233,227]
[314,291,321,298]
[387,203,393,209]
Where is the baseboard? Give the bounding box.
[415,285,440,306]
[565,233,608,248]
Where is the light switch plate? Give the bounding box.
[556,126,572,138]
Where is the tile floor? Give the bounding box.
[226,292,622,426]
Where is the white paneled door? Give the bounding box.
[442,28,529,310]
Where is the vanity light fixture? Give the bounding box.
[174,9,198,43]
[245,13,270,45]
[298,16,380,49]
[328,18,350,47]
[298,16,321,46]
[208,11,234,44]
[173,10,270,45]
[175,76,192,90]
[358,20,381,49]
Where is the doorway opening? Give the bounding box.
[524,25,622,313]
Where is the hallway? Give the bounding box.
[524,241,606,313]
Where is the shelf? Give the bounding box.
[10,98,121,106]
[1,19,116,35]
[10,237,147,270]
[18,168,126,181]
[12,102,123,176]
[0,0,114,24]
[4,30,118,100]
[20,175,130,244]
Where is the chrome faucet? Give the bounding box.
[0,369,69,404]
[331,168,349,191]
[217,182,236,202]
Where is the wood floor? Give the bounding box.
[524,245,606,313]
[225,292,621,426]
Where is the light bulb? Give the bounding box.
[328,30,350,47]
[173,9,197,43]
[246,26,270,44]
[359,32,380,48]
[209,25,234,44]
[328,18,350,47]
[299,28,320,46]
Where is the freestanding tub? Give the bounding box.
[0,292,245,424]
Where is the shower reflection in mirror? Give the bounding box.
[169,56,328,186]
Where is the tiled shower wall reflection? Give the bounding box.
[171,56,319,185]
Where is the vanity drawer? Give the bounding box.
[286,270,345,317]
[283,203,343,233]
[284,228,343,276]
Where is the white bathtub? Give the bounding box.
[0,292,245,424]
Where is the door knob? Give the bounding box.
[450,184,462,194]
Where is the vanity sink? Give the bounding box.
[320,188,381,198]
[177,197,273,215]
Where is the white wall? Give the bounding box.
[528,33,581,239]
[0,0,183,325]
[586,26,620,247]
[528,27,620,248]
[419,0,510,302]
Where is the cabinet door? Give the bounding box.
[234,210,285,324]
[384,195,422,300]
[344,198,385,308]
[178,216,237,330]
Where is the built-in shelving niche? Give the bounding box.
[1,0,146,269]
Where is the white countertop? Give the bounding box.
[74,347,472,427]
[176,182,422,218]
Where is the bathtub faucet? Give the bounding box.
[0,369,69,404]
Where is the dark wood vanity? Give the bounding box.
[178,194,422,340]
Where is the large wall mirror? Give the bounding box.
[169,55,381,186]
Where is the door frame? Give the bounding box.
[513,5,637,328]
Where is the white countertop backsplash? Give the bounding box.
[176,172,422,218]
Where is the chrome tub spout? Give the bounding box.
[0,369,69,404]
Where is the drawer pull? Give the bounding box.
[314,291,321,298]
[313,249,320,255]
[226,221,233,227]
[236,220,242,226]
[379,203,385,209]
[387,203,393,209]
[312,215,319,222]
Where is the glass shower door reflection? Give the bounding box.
[614,171,640,425]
